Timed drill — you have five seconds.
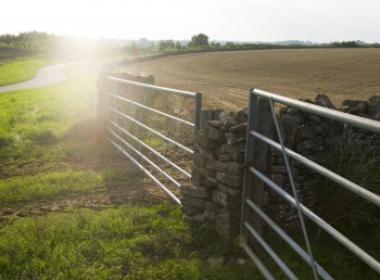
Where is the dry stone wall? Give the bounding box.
[181,94,380,242]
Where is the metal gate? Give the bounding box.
[106,76,202,205]
[241,88,380,279]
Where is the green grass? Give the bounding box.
[0,171,102,205]
[0,58,46,86]
[0,64,96,166]
[0,204,259,280]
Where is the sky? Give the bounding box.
[1,0,380,42]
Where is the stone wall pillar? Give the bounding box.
[181,109,248,242]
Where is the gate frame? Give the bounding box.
[106,76,202,206]
[241,88,380,279]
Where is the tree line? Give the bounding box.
[1,32,379,56]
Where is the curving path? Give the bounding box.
[0,64,69,94]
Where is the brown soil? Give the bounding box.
[121,49,380,110]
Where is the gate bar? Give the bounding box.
[109,129,181,188]
[250,131,380,207]
[109,106,193,154]
[109,76,198,98]
[246,199,333,280]
[244,221,298,279]
[109,120,191,178]
[108,92,194,127]
[250,166,380,273]
[253,89,380,134]
[109,139,182,205]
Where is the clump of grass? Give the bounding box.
[27,128,59,145]
[0,58,46,86]
[0,204,258,280]
[0,170,103,205]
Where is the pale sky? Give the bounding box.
[1,0,379,42]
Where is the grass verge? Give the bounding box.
[0,204,258,280]
[0,58,46,86]
[0,171,102,205]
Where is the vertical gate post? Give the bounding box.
[241,89,273,245]
[194,92,202,130]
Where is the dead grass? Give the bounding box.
[121,48,380,110]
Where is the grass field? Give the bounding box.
[0,58,46,86]
[0,63,262,279]
[122,48,380,110]
[1,50,379,279]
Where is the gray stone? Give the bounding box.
[193,164,215,178]
[215,209,240,241]
[205,124,224,142]
[219,144,228,154]
[206,177,218,188]
[348,102,367,115]
[206,160,216,170]
[216,172,241,187]
[315,94,336,109]
[229,122,247,132]
[297,136,324,151]
[191,173,205,187]
[231,152,245,162]
[296,126,314,140]
[194,144,215,160]
[203,210,216,222]
[182,197,205,209]
[185,213,206,222]
[226,143,246,153]
[311,125,323,135]
[196,134,215,149]
[342,99,362,108]
[207,120,222,128]
[181,185,208,199]
[218,183,241,197]
[215,161,242,175]
[218,154,231,162]
[212,190,228,206]
[309,115,321,123]
[193,153,206,167]
[368,96,380,119]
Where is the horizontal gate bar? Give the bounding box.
[109,129,181,188]
[109,120,191,178]
[108,92,194,127]
[245,199,333,280]
[250,131,380,207]
[250,166,380,274]
[252,89,380,134]
[109,106,193,154]
[108,76,197,98]
[241,242,275,280]
[244,221,298,280]
[109,139,182,206]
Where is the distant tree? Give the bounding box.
[159,40,176,51]
[175,41,183,50]
[190,33,209,47]
[209,41,221,48]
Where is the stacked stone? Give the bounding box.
[181,110,247,242]
[181,94,379,241]
[265,94,380,229]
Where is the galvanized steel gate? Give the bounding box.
[106,76,201,206]
[241,88,380,279]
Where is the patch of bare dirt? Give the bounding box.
[0,179,168,223]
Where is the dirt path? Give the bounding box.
[0,63,71,93]
[120,49,380,110]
